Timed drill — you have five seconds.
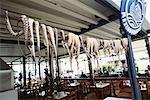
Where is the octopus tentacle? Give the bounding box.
[35,21,41,61]
[47,26,57,60]
[28,18,36,61]
[20,15,29,46]
[5,11,23,36]
[41,24,49,64]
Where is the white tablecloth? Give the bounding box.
[104,97,131,100]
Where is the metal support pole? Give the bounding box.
[126,34,141,100]
[88,57,94,85]
[38,61,41,80]
[145,36,150,62]
[35,63,36,76]
[49,48,54,94]
[23,56,26,86]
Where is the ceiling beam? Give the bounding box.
[76,13,119,35]
[63,0,108,20]
[96,0,148,39]
[1,0,88,29]
[100,26,122,37]
[147,30,150,33]
[85,32,110,39]
[0,39,46,48]
[0,16,80,32]
[95,0,119,14]
[0,56,23,57]
[28,0,97,24]
[92,29,120,38]
[0,39,25,45]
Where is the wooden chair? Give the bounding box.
[85,81,92,94]
[60,80,68,91]
[117,81,132,99]
[112,80,123,96]
[84,92,98,100]
[89,85,100,99]
[103,83,111,97]
[117,92,132,98]
[146,81,150,95]
[68,90,77,100]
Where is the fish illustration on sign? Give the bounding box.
[120,0,146,35]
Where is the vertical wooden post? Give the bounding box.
[88,57,94,85]
[38,61,41,80]
[35,63,36,76]
[23,56,26,86]
[145,36,150,61]
[49,48,54,94]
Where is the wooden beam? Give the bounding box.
[76,14,119,35]
[100,25,122,37]
[0,56,23,57]
[28,0,97,24]
[63,0,108,20]
[85,32,110,39]
[1,1,88,28]
[92,28,120,38]
[0,16,80,32]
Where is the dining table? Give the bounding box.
[104,97,131,100]
[53,91,70,100]
[67,82,80,87]
[90,82,111,99]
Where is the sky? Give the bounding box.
[112,0,150,24]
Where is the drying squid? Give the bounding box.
[5,11,23,36]
[28,18,36,61]
[74,35,81,59]
[68,32,74,47]
[60,30,67,48]
[86,37,92,55]
[73,34,81,71]
[47,26,57,59]
[35,21,41,61]
[103,40,112,56]
[99,39,104,49]
[86,37,100,56]
[54,28,58,58]
[41,24,49,63]
[121,38,128,51]
[68,33,75,70]
[21,15,29,46]
[60,30,72,59]
[112,39,123,55]
[60,30,66,41]
[69,33,75,55]
[93,38,99,54]
[91,38,100,68]
[79,36,86,51]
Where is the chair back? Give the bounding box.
[146,81,150,95]
[68,91,77,100]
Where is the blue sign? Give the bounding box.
[120,0,146,35]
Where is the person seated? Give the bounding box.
[80,72,88,78]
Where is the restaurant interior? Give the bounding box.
[0,0,150,100]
